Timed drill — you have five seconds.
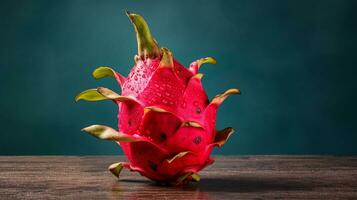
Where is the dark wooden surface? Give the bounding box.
[1,156,357,199]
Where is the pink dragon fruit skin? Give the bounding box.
[75,11,240,185]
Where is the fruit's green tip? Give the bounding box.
[126,11,161,60]
[74,95,81,102]
[199,57,217,66]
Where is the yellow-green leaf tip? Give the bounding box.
[81,124,139,142]
[108,162,124,178]
[75,89,107,102]
[191,173,201,182]
[92,66,115,79]
[199,57,217,65]
[214,127,235,147]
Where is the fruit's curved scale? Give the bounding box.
[176,73,208,122]
[75,11,240,184]
[159,144,216,179]
[139,109,182,145]
[202,88,241,134]
[189,57,217,74]
[92,66,126,87]
[214,127,235,147]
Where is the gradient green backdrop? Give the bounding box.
[1,0,356,155]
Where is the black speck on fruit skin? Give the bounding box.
[193,136,202,145]
[159,133,167,142]
[148,161,157,171]
[196,107,201,114]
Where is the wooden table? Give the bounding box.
[0,156,356,199]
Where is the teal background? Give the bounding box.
[1,0,356,155]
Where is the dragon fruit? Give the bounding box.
[75,11,240,185]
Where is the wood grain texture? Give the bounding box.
[0,156,357,199]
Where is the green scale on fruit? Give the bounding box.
[75,11,240,185]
